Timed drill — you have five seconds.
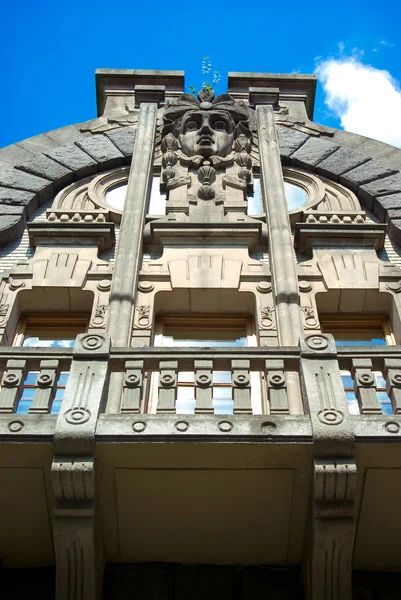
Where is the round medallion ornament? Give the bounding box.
[233,373,250,388]
[261,421,277,433]
[385,421,400,434]
[126,374,141,388]
[160,374,175,388]
[80,334,104,351]
[8,420,24,432]
[195,374,212,388]
[132,421,146,433]
[3,373,19,387]
[257,281,272,294]
[306,335,329,351]
[390,373,401,388]
[8,278,25,291]
[317,409,343,426]
[218,421,233,432]
[387,282,401,293]
[37,373,52,387]
[175,421,189,432]
[356,373,375,387]
[97,280,111,292]
[65,407,91,424]
[138,282,154,293]
[268,374,285,388]
[298,280,312,293]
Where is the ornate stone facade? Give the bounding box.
[1,69,401,599]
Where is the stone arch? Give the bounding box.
[1,115,401,247]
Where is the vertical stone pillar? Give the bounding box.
[300,334,356,600]
[255,90,303,413]
[255,94,302,347]
[52,333,111,600]
[107,89,163,413]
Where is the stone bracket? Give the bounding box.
[300,334,356,600]
[51,333,111,600]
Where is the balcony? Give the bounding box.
[0,341,400,572]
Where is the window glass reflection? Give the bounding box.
[248,178,308,214]
[105,184,127,211]
[248,179,263,215]
[161,325,247,415]
[148,177,166,215]
[284,182,308,210]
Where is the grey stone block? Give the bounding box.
[0,187,36,207]
[340,160,398,190]
[0,214,24,245]
[17,133,62,154]
[45,143,98,179]
[0,160,51,192]
[388,219,401,246]
[44,124,85,146]
[360,172,401,198]
[386,209,401,221]
[291,138,340,168]
[374,193,401,222]
[15,155,74,189]
[0,143,36,165]
[277,126,309,158]
[317,147,370,177]
[75,135,124,169]
[0,205,25,216]
[105,126,136,157]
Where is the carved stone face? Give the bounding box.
[178,110,235,158]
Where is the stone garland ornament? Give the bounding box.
[234,134,252,189]
[90,305,108,329]
[261,306,276,329]
[302,305,318,329]
[161,133,178,188]
[136,305,150,328]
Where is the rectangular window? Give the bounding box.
[321,315,394,415]
[13,315,89,414]
[151,316,261,414]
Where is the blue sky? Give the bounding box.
[1,0,400,149]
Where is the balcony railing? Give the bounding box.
[0,344,401,428]
[0,347,73,415]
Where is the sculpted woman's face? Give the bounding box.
[178,110,235,158]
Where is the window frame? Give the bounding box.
[149,314,261,415]
[320,314,395,346]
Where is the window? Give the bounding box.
[321,316,394,415]
[13,315,88,414]
[151,316,260,414]
[248,176,308,216]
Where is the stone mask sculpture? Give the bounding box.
[161,89,253,200]
[163,89,251,162]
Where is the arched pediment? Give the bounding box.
[0,113,401,246]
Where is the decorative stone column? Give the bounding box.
[52,333,111,600]
[254,89,303,413]
[300,334,356,600]
[254,90,302,346]
[107,88,164,412]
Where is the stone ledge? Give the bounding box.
[0,414,56,440]
[96,413,313,441]
[27,221,115,252]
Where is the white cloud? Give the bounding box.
[316,58,401,148]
